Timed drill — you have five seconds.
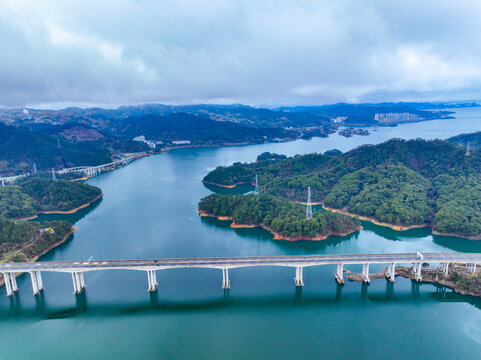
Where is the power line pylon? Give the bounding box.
[254,174,259,196]
[306,186,313,219]
[52,168,56,181]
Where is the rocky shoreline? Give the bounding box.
[199,210,362,241]
[348,265,481,298]
[17,194,103,221]
[199,180,479,240]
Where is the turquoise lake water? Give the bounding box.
[1,108,481,359]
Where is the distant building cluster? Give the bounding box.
[132,135,163,149]
[171,140,191,145]
[374,112,422,123]
[133,135,191,148]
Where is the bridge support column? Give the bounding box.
[3,272,16,296]
[222,268,230,289]
[387,263,396,282]
[412,263,422,281]
[294,266,304,286]
[439,262,449,276]
[30,271,41,295]
[147,270,158,291]
[467,263,477,273]
[335,263,344,284]
[10,273,18,292]
[72,272,85,294]
[361,263,370,283]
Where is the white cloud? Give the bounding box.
[0,0,480,107]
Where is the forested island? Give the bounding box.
[0,176,102,219]
[203,137,481,239]
[199,193,361,240]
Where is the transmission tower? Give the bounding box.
[254,174,259,196]
[57,137,61,148]
[51,168,56,181]
[466,141,471,156]
[306,186,313,219]
[33,163,37,174]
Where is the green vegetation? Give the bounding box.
[256,152,287,161]
[199,193,360,239]
[0,217,73,262]
[203,138,481,238]
[0,176,101,219]
[449,131,481,150]
[323,164,432,226]
[0,186,36,218]
[0,122,112,176]
[17,177,102,212]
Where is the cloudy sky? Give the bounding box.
[1,0,481,108]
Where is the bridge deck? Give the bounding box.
[1,253,480,273]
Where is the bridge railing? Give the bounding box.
[1,253,479,296]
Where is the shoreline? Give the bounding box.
[17,194,103,221]
[0,227,76,288]
[199,210,362,241]
[348,265,481,298]
[321,205,428,231]
[199,185,477,240]
[323,205,481,240]
[202,180,254,188]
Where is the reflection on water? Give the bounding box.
[3,279,480,320]
[2,109,481,359]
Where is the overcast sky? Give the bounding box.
[1,0,481,108]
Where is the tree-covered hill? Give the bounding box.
[203,138,481,238]
[0,217,73,263]
[199,193,361,240]
[110,113,292,144]
[0,122,112,175]
[0,177,102,218]
[449,131,481,150]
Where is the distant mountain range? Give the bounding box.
[0,101,477,176]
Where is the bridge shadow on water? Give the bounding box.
[2,279,481,321]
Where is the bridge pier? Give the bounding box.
[412,263,422,281]
[3,272,18,296]
[72,272,85,294]
[294,266,304,286]
[147,270,158,291]
[222,268,230,289]
[439,262,449,276]
[361,263,370,283]
[335,263,344,284]
[387,263,396,282]
[29,271,43,295]
[467,263,477,273]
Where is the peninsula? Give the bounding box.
[203,136,481,240]
[198,193,361,241]
[0,176,102,219]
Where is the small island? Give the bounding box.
[203,137,481,240]
[338,128,369,137]
[198,193,361,241]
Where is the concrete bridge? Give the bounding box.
[1,252,480,296]
[0,152,146,185]
[0,175,24,186]
[57,152,146,177]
